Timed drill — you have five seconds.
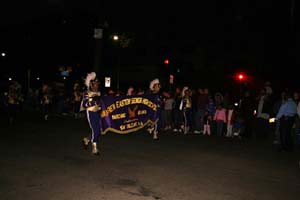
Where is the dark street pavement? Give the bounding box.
[0,112,300,200]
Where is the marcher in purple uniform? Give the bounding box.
[81,72,102,155]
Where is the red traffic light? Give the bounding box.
[236,73,246,81]
[164,59,169,65]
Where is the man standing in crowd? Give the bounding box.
[276,92,297,152]
[255,88,273,139]
[239,91,255,138]
[193,88,209,134]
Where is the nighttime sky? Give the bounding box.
[0,0,298,80]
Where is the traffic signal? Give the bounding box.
[169,74,174,84]
[164,59,169,65]
[238,74,244,80]
[236,73,246,81]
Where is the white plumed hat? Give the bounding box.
[85,72,97,88]
[149,78,160,90]
[182,86,189,97]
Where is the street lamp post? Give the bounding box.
[112,33,131,91]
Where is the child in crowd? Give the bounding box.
[232,113,245,138]
[203,110,212,135]
[162,92,174,131]
[214,104,227,136]
[206,96,216,118]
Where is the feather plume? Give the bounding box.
[85,72,96,88]
[149,78,160,90]
[182,86,189,97]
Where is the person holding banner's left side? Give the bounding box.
[81,72,102,155]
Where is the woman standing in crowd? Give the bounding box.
[40,83,52,121]
[73,82,83,119]
[180,86,193,134]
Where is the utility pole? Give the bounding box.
[27,69,31,94]
[94,18,109,74]
[93,26,103,75]
[290,0,295,27]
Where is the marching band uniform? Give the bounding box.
[147,78,162,140]
[81,72,102,155]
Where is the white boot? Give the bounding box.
[147,126,154,134]
[92,142,99,155]
[184,126,189,134]
[180,125,184,133]
[153,131,159,140]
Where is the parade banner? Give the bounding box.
[100,94,159,134]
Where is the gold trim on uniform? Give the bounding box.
[185,98,192,108]
[87,105,100,112]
